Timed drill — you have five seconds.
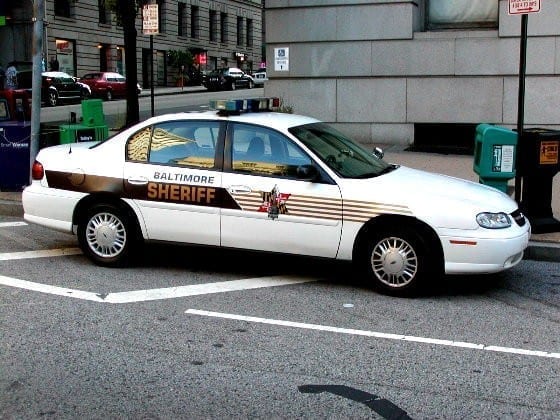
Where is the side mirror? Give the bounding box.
[297,164,319,181]
[372,147,384,159]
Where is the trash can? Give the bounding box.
[81,99,105,127]
[0,121,31,190]
[517,128,560,233]
[473,124,517,193]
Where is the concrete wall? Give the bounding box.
[264,0,560,147]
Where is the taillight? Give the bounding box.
[31,160,44,180]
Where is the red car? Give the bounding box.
[79,72,141,101]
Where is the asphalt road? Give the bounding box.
[40,88,265,129]
[1,216,559,419]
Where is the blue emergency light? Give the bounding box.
[209,97,280,114]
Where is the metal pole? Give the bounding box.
[150,34,154,117]
[514,14,528,204]
[30,0,45,183]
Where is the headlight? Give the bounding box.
[476,212,511,229]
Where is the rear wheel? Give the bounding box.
[106,89,113,101]
[360,227,432,296]
[77,204,139,267]
[230,81,236,91]
[48,90,58,107]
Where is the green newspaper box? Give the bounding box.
[473,124,517,193]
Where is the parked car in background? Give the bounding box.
[79,72,141,101]
[203,67,254,91]
[251,68,267,87]
[42,71,83,106]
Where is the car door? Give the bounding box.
[220,122,343,258]
[122,119,224,245]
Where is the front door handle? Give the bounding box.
[228,185,252,194]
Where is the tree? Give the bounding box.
[105,0,143,127]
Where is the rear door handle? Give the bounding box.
[127,176,149,185]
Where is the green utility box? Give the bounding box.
[473,124,517,193]
[81,99,105,126]
[59,123,109,144]
[59,99,108,144]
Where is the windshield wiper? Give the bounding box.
[354,164,399,179]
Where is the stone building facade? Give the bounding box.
[264,0,560,149]
[0,0,263,88]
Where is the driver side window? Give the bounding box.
[231,123,312,178]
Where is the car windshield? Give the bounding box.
[289,122,395,178]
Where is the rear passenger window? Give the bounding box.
[148,121,221,169]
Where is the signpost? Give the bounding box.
[510,0,541,203]
[508,0,541,15]
[143,4,159,117]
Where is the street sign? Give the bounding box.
[142,4,159,35]
[508,0,541,15]
[274,48,289,72]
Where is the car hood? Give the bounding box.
[343,165,520,230]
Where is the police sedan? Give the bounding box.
[22,98,530,296]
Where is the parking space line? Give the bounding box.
[0,275,316,303]
[185,309,560,360]
[0,248,82,261]
[0,275,105,302]
[0,222,28,228]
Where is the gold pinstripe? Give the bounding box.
[230,192,412,222]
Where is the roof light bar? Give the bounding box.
[209,97,280,114]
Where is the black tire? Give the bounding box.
[48,90,58,107]
[360,227,432,296]
[81,88,90,100]
[230,81,236,91]
[248,80,254,89]
[77,203,138,267]
[106,89,113,101]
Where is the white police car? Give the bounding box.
[23,98,530,295]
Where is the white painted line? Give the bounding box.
[0,222,27,228]
[0,275,105,302]
[185,309,560,360]
[0,248,82,261]
[0,275,316,303]
[104,276,316,303]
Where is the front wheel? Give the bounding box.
[360,228,431,296]
[77,204,138,267]
[106,89,113,101]
[230,81,236,91]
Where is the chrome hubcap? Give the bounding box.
[371,236,418,288]
[86,212,126,258]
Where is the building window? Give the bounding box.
[236,16,243,46]
[157,0,165,33]
[178,2,187,36]
[98,0,110,24]
[56,39,76,76]
[246,19,253,47]
[427,0,498,29]
[191,6,199,39]
[54,0,71,18]
[209,10,217,42]
[220,13,228,43]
